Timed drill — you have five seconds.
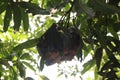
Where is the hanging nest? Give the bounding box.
[37,23,83,66]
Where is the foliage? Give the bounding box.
[0,0,120,80]
[57,58,83,80]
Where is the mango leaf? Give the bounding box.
[82,44,92,58]
[74,0,95,17]
[112,39,120,52]
[54,0,70,11]
[40,57,44,71]
[41,17,55,28]
[20,8,29,31]
[10,66,18,80]
[94,67,99,80]
[113,23,120,32]
[0,65,4,78]
[18,2,50,15]
[3,4,12,32]
[12,4,22,31]
[88,0,120,14]
[0,59,10,67]
[17,62,26,78]
[0,3,6,14]
[0,14,3,25]
[13,38,39,51]
[106,70,117,79]
[76,49,82,61]
[108,26,119,40]
[81,59,95,74]
[106,36,120,52]
[22,61,36,71]
[32,0,39,4]
[100,61,115,72]
[39,75,49,80]
[94,47,103,70]
[20,53,33,61]
[0,0,10,2]
[105,47,118,63]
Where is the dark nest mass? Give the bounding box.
[37,23,83,66]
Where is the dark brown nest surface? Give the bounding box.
[37,23,83,66]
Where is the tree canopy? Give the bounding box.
[0,0,120,80]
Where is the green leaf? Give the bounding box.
[0,59,10,67]
[13,38,39,51]
[83,44,92,58]
[0,0,10,2]
[108,26,119,40]
[105,47,118,63]
[94,47,103,70]
[12,4,21,31]
[74,0,95,17]
[39,75,49,80]
[100,61,111,72]
[10,66,18,80]
[41,17,55,28]
[94,67,99,80]
[20,8,29,31]
[3,4,12,32]
[112,39,120,52]
[17,62,26,78]
[20,53,33,60]
[76,49,82,61]
[32,0,39,4]
[40,57,44,71]
[81,59,95,74]
[18,2,50,15]
[22,61,36,71]
[0,3,6,14]
[88,0,120,14]
[41,0,48,8]
[0,14,3,25]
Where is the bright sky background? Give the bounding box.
[26,54,94,80]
